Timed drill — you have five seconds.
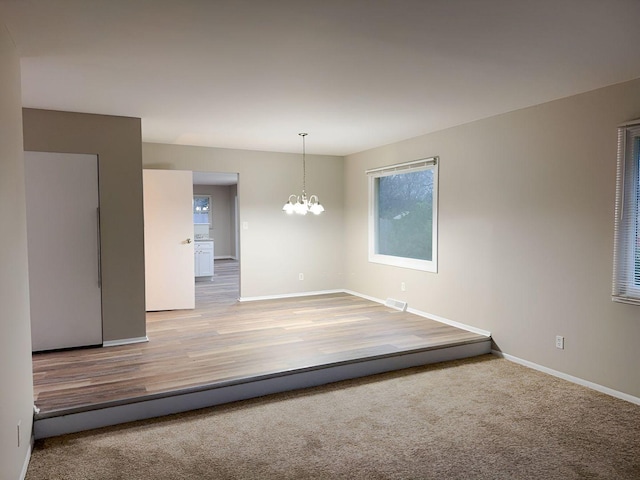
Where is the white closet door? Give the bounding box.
[24,151,102,352]
[143,169,195,311]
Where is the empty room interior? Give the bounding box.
[2,1,640,479]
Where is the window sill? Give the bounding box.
[612,295,640,306]
[368,253,437,273]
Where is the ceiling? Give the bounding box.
[2,0,640,156]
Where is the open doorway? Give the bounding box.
[142,169,239,311]
[192,171,240,306]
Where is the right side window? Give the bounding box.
[368,158,438,272]
[612,121,640,304]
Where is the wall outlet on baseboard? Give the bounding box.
[555,335,564,349]
[299,273,304,281]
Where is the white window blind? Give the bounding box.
[612,120,640,305]
[365,157,438,176]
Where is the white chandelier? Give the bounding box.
[282,133,325,215]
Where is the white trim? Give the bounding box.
[239,289,344,302]
[342,289,382,304]
[406,307,491,337]
[102,336,149,347]
[368,252,437,272]
[612,295,640,306]
[492,350,640,406]
[344,289,491,337]
[19,438,33,480]
[612,123,640,304]
[618,118,640,127]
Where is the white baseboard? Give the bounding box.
[19,437,33,480]
[344,289,491,337]
[343,289,382,305]
[102,336,149,348]
[239,289,343,302]
[492,350,640,406]
[254,289,638,406]
[407,307,491,337]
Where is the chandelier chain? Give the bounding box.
[282,132,323,215]
[300,132,307,195]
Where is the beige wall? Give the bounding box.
[345,78,640,398]
[193,184,236,257]
[0,23,34,480]
[23,109,146,342]
[143,143,344,298]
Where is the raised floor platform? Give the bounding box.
[34,338,490,439]
[33,266,490,438]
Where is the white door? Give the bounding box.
[24,151,102,352]
[143,169,195,311]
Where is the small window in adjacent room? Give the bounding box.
[612,120,640,305]
[193,195,211,225]
[367,157,438,272]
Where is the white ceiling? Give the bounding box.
[2,0,640,156]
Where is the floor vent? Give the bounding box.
[385,298,407,312]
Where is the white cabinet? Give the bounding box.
[195,240,214,278]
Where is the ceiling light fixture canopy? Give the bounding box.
[283,133,324,215]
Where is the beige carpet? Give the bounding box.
[26,355,640,479]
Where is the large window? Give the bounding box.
[367,157,438,272]
[612,121,640,305]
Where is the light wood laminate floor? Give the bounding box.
[32,260,487,414]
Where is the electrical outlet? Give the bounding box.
[299,273,304,281]
[555,335,564,349]
[401,282,406,291]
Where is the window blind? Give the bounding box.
[366,157,438,176]
[612,120,640,305]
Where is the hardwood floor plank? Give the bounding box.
[32,259,488,414]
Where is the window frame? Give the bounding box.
[367,157,438,273]
[612,121,640,305]
[193,194,212,225]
